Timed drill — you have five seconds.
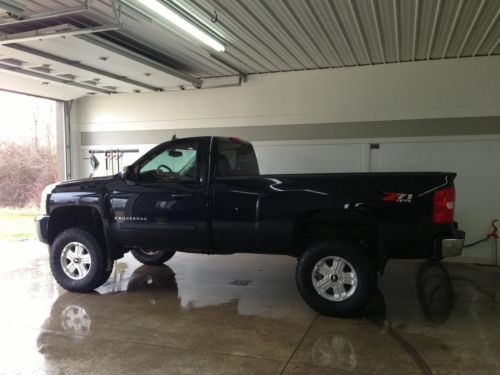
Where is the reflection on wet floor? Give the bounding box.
[0,240,499,374]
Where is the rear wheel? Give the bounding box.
[131,249,176,265]
[296,240,376,317]
[50,228,108,292]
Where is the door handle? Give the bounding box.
[171,193,192,199]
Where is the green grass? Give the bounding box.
[0,207,38,241]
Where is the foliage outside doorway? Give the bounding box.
[0,91,58,240]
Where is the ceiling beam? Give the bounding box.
[6,43,163,92]
[0,62,116,94]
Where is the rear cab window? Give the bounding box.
[216,139,259,177]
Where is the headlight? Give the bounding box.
[40,183,56,214]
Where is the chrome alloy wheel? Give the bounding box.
[312,256,358,302]
[60,242,92,280]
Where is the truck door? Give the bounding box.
[211,139,261,252]
[109,139,210,250]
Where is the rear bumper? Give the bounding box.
[437,229,465,258]
[35,215,49,244]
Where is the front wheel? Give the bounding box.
[296,240,376,317]
[130,249,176,265]
[50,228,108,292]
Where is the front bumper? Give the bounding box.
[438,229,465,257]
[35,215,49,244]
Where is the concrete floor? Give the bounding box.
[0,240,499,374]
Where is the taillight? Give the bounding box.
[433,187,455,224]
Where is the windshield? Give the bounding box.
[138,141,198,183]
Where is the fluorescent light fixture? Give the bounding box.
[136,0,225,52]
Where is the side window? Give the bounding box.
[216,141,259,177]
[139,141,198,183]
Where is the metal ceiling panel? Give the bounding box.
[0,69,88,100]
[178,0,499,72]
[19,36,192,88]
[0,0,498,100]
[0,36,192,94]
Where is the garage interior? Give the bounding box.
[0,0,499,373]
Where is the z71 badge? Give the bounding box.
[382,192,413,203]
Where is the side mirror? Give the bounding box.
[122,165,136,183]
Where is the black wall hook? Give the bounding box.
[210,10,218,23]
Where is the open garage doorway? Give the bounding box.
[0,90,65,242]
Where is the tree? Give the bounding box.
[0,98,57,207]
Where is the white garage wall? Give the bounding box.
[72,56,500,263]
[73,56,500,134]
[255,142,367,174]
[370,136,500,264]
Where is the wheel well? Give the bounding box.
[293,210,380,269]
[48,206,106,247]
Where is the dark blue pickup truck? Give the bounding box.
[36,136,464,316]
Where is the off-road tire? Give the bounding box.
[296,240,376,317]
[50,228,108,292]
[131,249,176,265]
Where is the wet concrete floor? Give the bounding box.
[0,240,499,374]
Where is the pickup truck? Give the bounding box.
[36,136,465,316]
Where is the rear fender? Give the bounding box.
[293,209,382,270]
